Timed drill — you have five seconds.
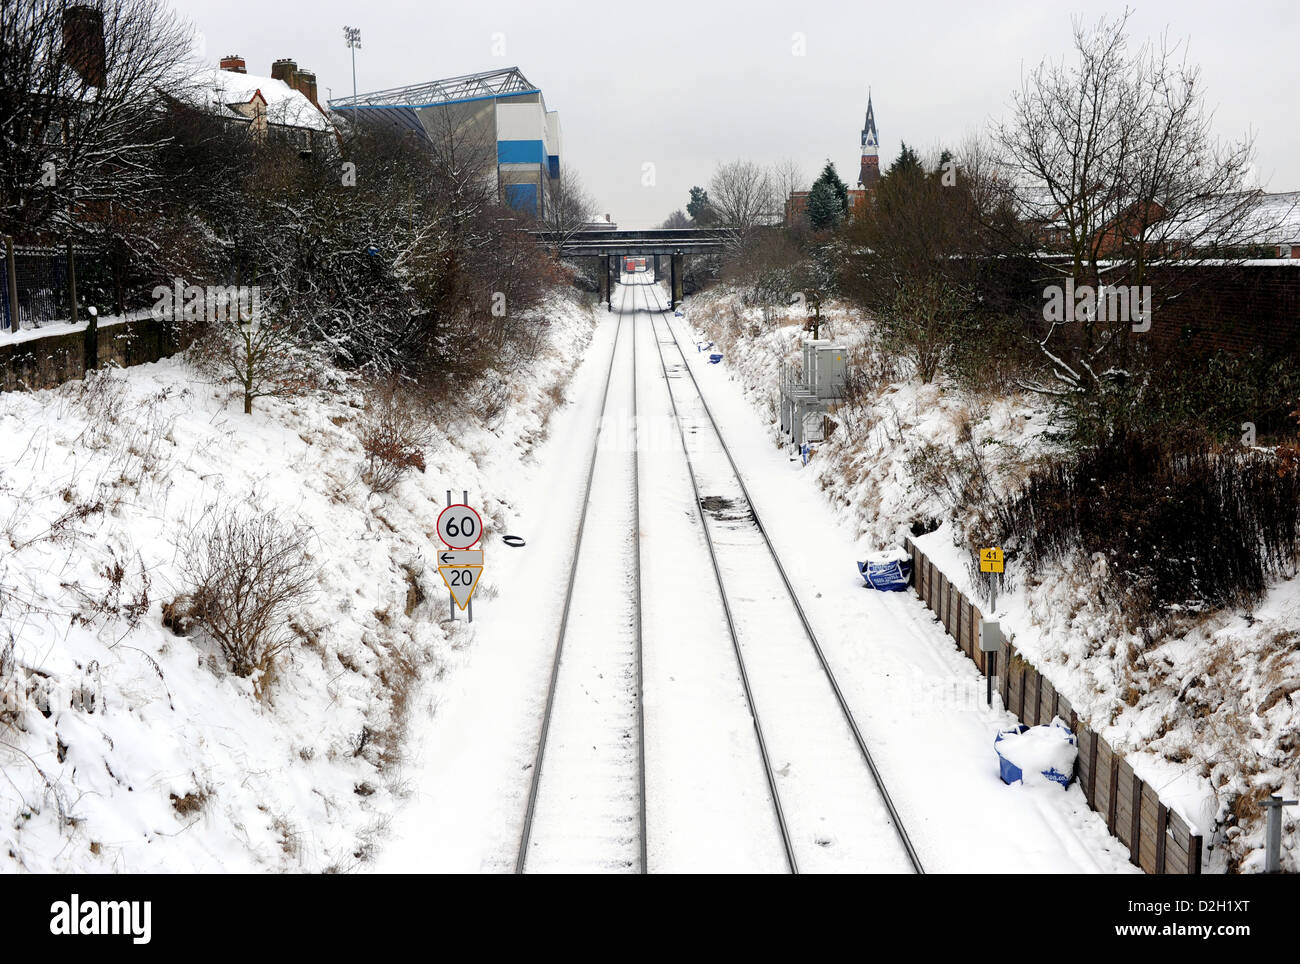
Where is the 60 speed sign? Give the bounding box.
[437,504,483,549]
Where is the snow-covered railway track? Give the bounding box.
[643,282,924,874]
[515,283,647,873]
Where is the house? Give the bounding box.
[168,55,336,155]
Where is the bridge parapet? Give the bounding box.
[531,228,734,257]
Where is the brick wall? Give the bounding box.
[1145,263,1300,357]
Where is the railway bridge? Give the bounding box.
[529,228,734,309]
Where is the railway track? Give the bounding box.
[514,283,646,873]
[641,279,924,874]
[515,275,922,873]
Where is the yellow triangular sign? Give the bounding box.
[437,565,483,610]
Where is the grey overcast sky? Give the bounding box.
[170,0,1296,228]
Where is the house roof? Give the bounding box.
[1163,190,1300,246]
[172,65,332,132]
[1245,191,1300,244]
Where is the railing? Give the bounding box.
[1,241,109,332]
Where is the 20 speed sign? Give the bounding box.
[437,504,483,549]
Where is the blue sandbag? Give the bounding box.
[995,726,1031,785]
[857,549,912,591]
[707,353,723,364]
[994,720,1077,789]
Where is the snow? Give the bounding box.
[662,300,1136,872]
[4,269,1251,873]
[0,289,597,872]
[173,66,332,133]
[2,309,146,344]
[865,545,910,564]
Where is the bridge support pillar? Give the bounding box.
[670,254,684,310]
[652,255,659,282]
[599,255,610,310]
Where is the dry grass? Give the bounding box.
[359,379,434,495]
[170,788,209,816]
[370,643,422,772]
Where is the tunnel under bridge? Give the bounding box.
[530,228,734,310]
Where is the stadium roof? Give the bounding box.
[328,66,538,111]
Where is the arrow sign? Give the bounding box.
[438,549,483,566]
[438,565,483,610]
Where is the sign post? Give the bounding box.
[1262,795,1298,873]
[979,619,1006,709]
[439,492,484,622]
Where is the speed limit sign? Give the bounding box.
[437,504,483,549]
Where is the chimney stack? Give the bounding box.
[220,54,247,73]
[271,58,298,86]
[62,5,107,88]
[295,68,321,111]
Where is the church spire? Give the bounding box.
[862,90,877,149]
[858,90,879,189]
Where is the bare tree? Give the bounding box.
[708,159,775,235]
[996,12,1273,394]
[540,167,594,258]
[770,157,806,211]
[189,305,318,415]
[0,0,193,240]
[418,101,500,241]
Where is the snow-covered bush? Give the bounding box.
[360,380,433,494]
[993,431,1300,631]
[177,508,318,688]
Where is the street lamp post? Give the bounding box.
[343,26,361,102]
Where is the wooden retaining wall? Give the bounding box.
[905,537,1203,874]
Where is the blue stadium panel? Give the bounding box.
[548,155,560,179]
[504,183,539,217]
[497,140,546,164]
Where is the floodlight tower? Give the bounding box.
[343,26,361,102]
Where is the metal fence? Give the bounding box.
[1,241,108,332]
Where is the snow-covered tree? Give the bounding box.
[0,0,192,241]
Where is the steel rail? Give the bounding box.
[629,277,649,875]
[647,282,925,874]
